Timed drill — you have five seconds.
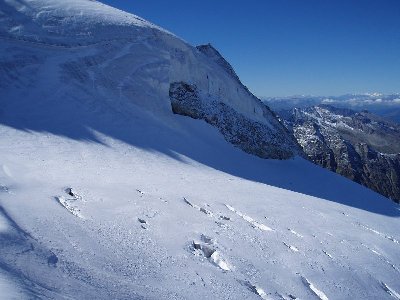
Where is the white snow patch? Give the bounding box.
[283,242,299,252]
[55,196,84,219]
[381,282,400,300]
[371,249,381,256]
[192,239,231,271]
[289,228,303,238]
[243,281,270,300]
[210,251,231,271]
[302,277,329,300]
[253,286,268,300]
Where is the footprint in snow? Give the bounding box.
[200,234,213,244]
[191,234,231,271]
[55,188,84,219]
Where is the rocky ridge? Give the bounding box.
[281,105,400,203]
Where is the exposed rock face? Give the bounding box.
[169,44,302,160]
[170,81,301,160]
[281,105,400,203]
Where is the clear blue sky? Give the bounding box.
[101,0,400,97]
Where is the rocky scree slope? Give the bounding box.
[281,105,400,203]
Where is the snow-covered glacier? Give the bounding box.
[0,1,399,299]
[0,0,300,159]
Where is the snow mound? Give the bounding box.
[0,0,169,46]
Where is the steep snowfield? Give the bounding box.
[0,0,300,159]
[0,0,274,123]
[2,114,400,300]
[1,1,400,299]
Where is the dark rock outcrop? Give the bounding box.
[168,43,303,160]
[170,81,301,160]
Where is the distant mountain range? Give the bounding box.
[264,94,400,123]
[280,105,400,203]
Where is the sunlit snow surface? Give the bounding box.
[1,120,400,300]
[0,0,400,299]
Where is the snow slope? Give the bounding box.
[0,0,300,159]
[1,108,400,300]
[0,1,400,299]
